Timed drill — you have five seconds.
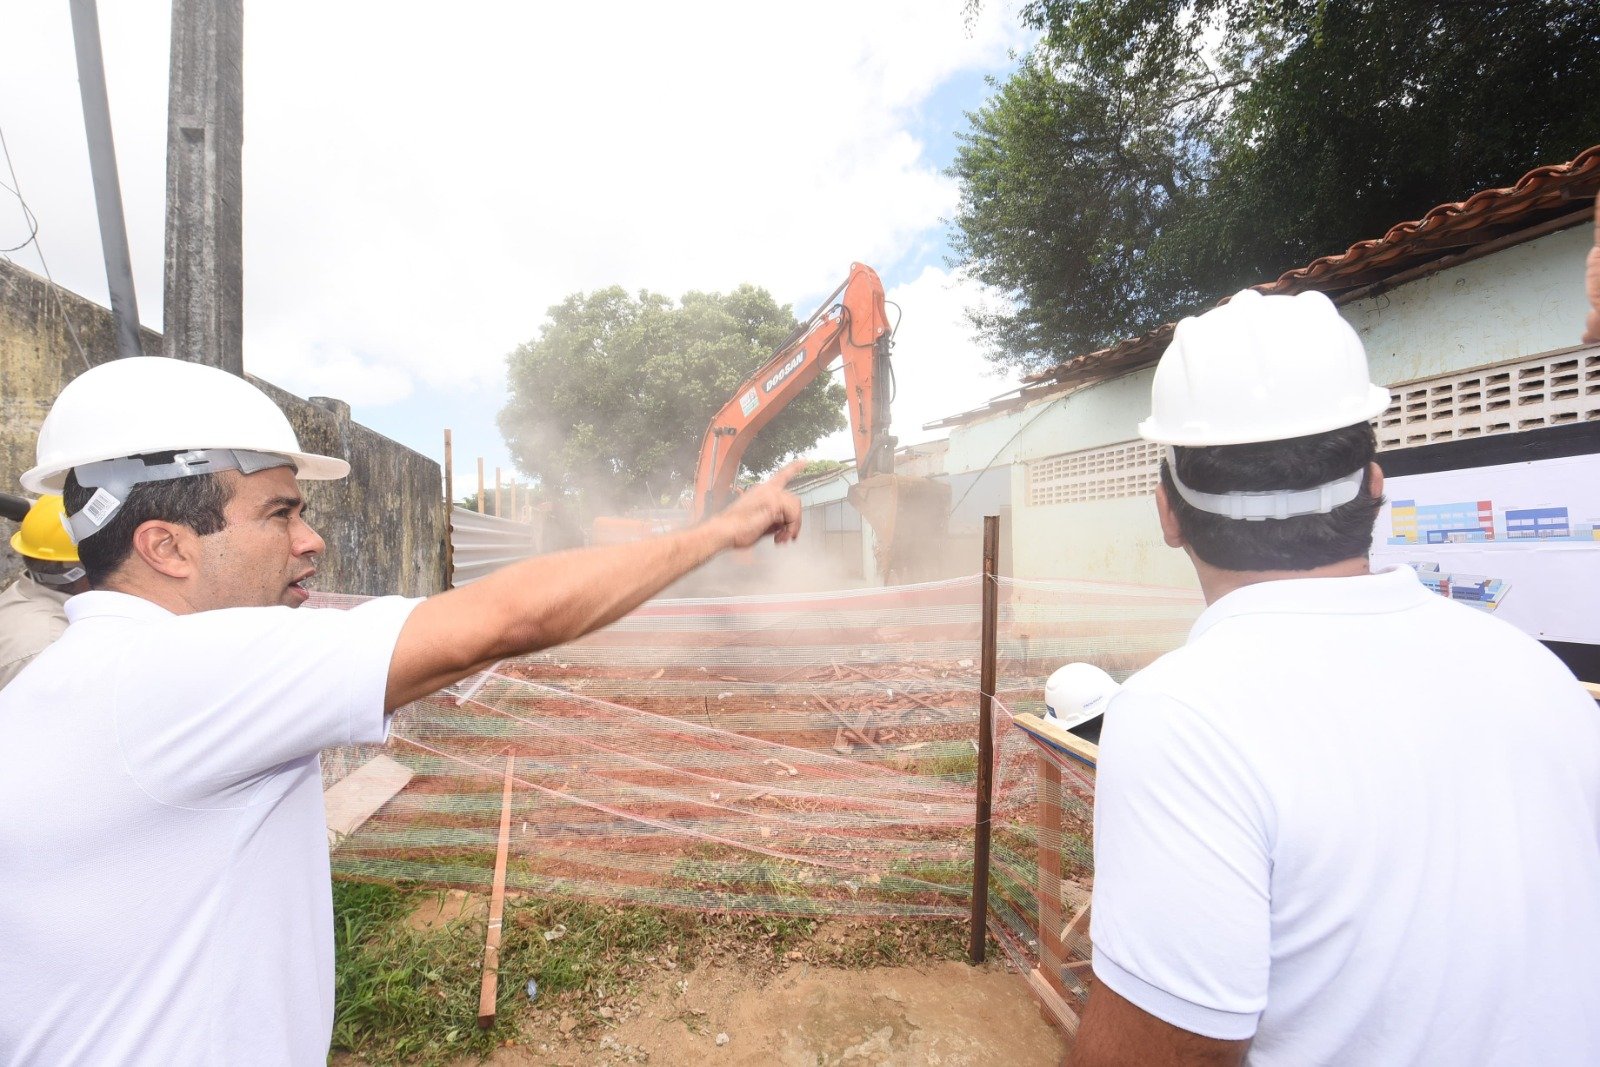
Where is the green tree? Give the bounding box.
[797,458,848,480]
[497,285,846,513]
[953,0,1600,373]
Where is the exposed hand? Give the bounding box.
[1586,191,1600,345]
[716,460,805,549]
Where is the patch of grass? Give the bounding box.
[910,747,980,782]
[509,896,701,997]
[826,917,970,968]
[331,880,984,1063]
[331,881,506,1066]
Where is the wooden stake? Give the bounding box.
[477,753,516,1028]
[494,467,503,519]
[476,458,485,515]
[970,513,999,964]
[443,429,455,589]
[1036,754,1067,993]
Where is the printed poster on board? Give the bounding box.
[1370,452,1600,645]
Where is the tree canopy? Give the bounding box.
[953,0,1600,374]
[497,284,846,512]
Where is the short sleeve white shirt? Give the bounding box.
[1091,566,1600,1065]
[0,590,420,1066]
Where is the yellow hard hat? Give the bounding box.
[10,495,79,562]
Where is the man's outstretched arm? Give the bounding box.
[384,463,803,710]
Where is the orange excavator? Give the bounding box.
[594,262,948,580]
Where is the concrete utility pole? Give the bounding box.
[162,0,244,374]
[69,0,143,360]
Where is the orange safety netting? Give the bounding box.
[316,575,1201,983]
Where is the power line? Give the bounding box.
[0,122,93,371]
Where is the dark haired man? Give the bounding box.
[0,356,803,1065]
[1070,290,1600,1065]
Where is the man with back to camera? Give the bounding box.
[1068,288,1600,1065]
[0,494,90,690]
[0,356,804,1066]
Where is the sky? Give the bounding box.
[0,1,1034,495]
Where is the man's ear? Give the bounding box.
[130,520,199,579]
[1369,461,1385,500]
[1155,482,1186,549]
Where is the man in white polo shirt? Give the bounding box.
[0,356,804,1066]
[1070,291,1600,1065]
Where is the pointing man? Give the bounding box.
[0,356,803,1066]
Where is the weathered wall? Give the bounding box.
[1347,224,1591,385]
[0,259,446,596]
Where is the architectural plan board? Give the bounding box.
[1370,423,1600,646]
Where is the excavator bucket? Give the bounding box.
[848,474,952,584]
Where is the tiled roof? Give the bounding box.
[928,145,1600,430]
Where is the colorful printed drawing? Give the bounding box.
[1408,562,1509,612]
[1388,499,1494,545]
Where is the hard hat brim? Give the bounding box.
[1137,385,1392,447]
[21,449,350,495]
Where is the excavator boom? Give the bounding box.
[691,262,894,520]
[597,263,949,583]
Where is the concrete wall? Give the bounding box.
[948,221,1595,587]
[0,259,446,597]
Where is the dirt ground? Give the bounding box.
[480,957,1066,1067]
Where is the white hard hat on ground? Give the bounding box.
[1138,290,1391,522]
[1044,662,1120,730]
[22,357,349,541]
[1138,289,1390,448]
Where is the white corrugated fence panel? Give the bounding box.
[450,506,540,586]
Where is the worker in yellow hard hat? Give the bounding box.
[0,494,89,690]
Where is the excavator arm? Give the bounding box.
[690,262,895,520]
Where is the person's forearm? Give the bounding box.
[386,519,733,708]
[457,520,728,659]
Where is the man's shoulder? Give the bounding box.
[0,577,42,612]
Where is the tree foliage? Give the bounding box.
[497,285,846,512]
[953,0,1600,373]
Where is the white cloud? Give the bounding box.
[256,340,416,408]
[1,1,1031,475]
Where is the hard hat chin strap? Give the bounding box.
[64,448,296,543]
[1165,446,1366,522]
[27,563,87,587]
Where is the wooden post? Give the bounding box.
[494,467,503,519]
[1035,756,1072,999]
[478,753,516,1028]
[970,513,999,964]
[510,480,519,523]
[476,458,485,515]
[443,430,455,589]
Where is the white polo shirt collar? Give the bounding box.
[64,589,179,624]
[1189,564,1429,644]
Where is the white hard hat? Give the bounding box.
[22,357,349,539]
[1137,289,1391,448]
[1044,662,1120,730]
